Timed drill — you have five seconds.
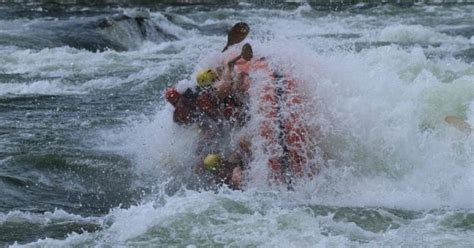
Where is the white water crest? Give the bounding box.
[13,189,474,247]
[379,24,469,44]
[0,209,100,225]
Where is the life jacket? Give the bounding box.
[172,88,199,125]
[222,96,242,119]
[196,87,247,125]
[196,87,220,121]
[166,81,247,126]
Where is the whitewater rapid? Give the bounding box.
[0,3,473,247]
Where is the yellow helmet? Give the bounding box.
[203,154,222,171]
[196,69,218,87]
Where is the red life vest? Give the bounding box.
[172,89,198,125]
[196,88,220,121]
[166,85,245,125]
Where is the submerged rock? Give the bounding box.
[83,13,178,51]
[0,12,178,52]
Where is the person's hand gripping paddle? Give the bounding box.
[228,43,253,68]
[222,22,250,52]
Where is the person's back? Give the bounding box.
[169,88,199,125]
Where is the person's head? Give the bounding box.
[203,154,222,171]
[165,87,180,106]
[196,68,218,87]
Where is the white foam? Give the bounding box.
[149,12,192,39]
[292,45,474,209]
[0,209,100,225]
[0,80,84,95]
[379,24,469,44]
[11,232,96,248]
[82,77,124,90]
[16,190,357,247]
[97,106,199,182]
[16,189,474,247]
[293,3,313,16]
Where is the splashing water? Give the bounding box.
[0,3,473,247]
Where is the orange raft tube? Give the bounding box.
[234,58,312,186]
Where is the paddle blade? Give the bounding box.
[222,22,249,52]
[445,116,472,133]
[241,43,253,61]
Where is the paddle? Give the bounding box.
[227,43,253,67]
[222,22,250,52]
[445,116,472,134]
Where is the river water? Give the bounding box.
[0,2,473,247]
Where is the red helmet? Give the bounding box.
[165,87,181,106]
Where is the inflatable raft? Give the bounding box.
[166,54,317,188]
[233,58,314,186]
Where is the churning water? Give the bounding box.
[0,2,473,247]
